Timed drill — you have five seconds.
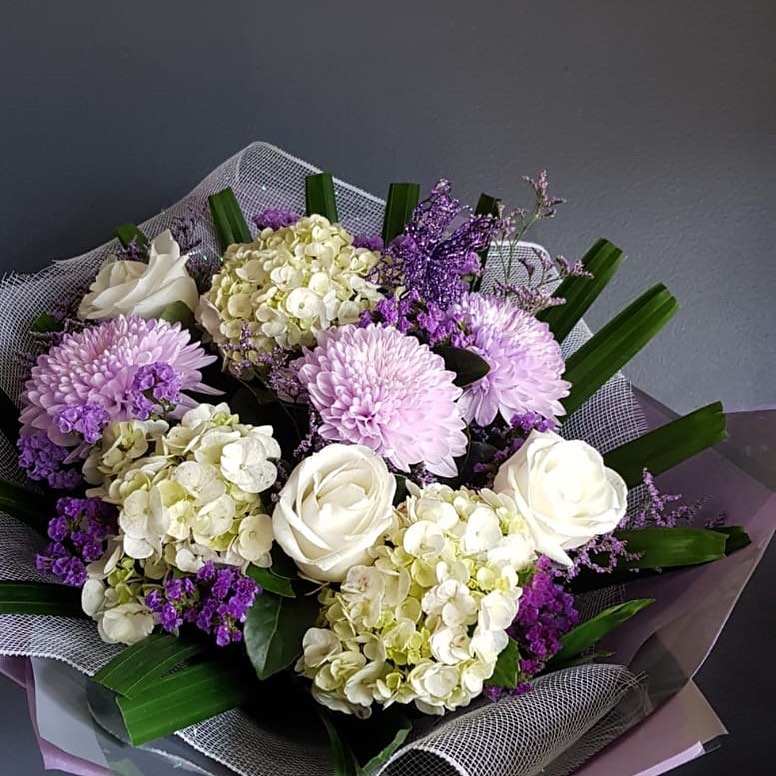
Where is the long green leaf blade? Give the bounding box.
[382,182,420,244]
[305,172,339,222]
[538,239,627,342]
[548,598,654,667]
[0,581,85,617]
[208,188,252,253]
[604,402,727,488]
[114,224,149,253]
[93,633,206,699]
[616,527,728,568]
[116,662,247,745]
[362,717,412,775]
[0,477,54,535]
[319,713,362,776]
[562,284,679,417]
[471,193,501,292]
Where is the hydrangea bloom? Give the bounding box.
[198,215,384,374]
[80,403,280,645]
[296,483,538,717]
[451,293,570,426]
[297,324,467,478]
[19,315,216,450]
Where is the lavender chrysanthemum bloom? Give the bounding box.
[19,315,217,453]
[297,324,467,478]
[253,207,300,231]
[451,293,570,426]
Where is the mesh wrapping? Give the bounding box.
[0,143,649,776]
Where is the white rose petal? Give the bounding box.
[272,444,395,582]
[494,430,628,566]
[78,230,198,320]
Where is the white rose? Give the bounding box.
[97,602,155,645]
[493,429,628,566]
[78,230,198,320]
[272,444,396,582]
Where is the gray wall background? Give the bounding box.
[0,1,773,773]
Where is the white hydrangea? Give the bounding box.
[197,215,385,374]
[297,483,538,717]
[84,402,280,593]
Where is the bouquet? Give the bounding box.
[0,143,772,776]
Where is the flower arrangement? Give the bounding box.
[0,149,757,776]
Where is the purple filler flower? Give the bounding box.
[388,179,498,308]
[17,431,82,490]
[297,324,467,478]
[253,207,300,231]
[36,498,118,587]
[451,293,570,426]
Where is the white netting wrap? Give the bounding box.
[0,142,650,776]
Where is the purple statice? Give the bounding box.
[35,497,118,587]
[352,234,384,252]
[127,362,183,420]
[486,557,579,701]
[627,469,704,530]
[253,207,300,231]
[388,179,499,308]
[145,563,261,647]
[17,431,82,490]
[361,290,472,348]
[170,200,205,253]
[53,403,110,444]
[115,236,146,261]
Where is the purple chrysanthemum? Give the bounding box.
[19,315,217,449]
[297,324,467,477]
[451,293,570,426]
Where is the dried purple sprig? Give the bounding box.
[35,498,118,586]
[486,556,579,700]
[17,432,82,490]
[253,207,300,232]
[145,562,261,647]
[170,200,206,253]
[387,179,499,308]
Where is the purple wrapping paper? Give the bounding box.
[2,395,774,776]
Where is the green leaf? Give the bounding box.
[548,599,654,668]
[114,224,149,253]
[208,188,252,253]
[92,633,206,699]
[0,386,20,446]
[361,716,412,775]
[319,712,362,776]
[562,284,679,417]
[159,300,195,329]
[603,402,727,488]
[435,346,490,388]
[537,239,627,342]
[115,662,248,745]
[616,528,728,569]
[470,193,501,293]
[246,564,296,598]
[0,581,85,617]
[243,592,319,680]
[30,313,62,334]
[714,525,752,554]
[305,172,339,222]
[0,477,54,535]
[381,182,421,244]
[485,637,520,689]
